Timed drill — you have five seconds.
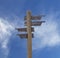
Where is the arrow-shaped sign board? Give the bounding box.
[25,21,45,26]
[17,33,34,38]
[16,27,34,32]
[24,15,45,20]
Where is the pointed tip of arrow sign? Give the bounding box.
[42,15,45,16]
[15,28,17,30]
[41,21,45,23]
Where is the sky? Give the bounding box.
[0,0,60,58]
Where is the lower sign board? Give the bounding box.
[17,33,34,38]
[25,21,45,26]
[16,27,34,32]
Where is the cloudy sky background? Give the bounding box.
[0,0,60,58]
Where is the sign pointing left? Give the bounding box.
[16,27,34,32]
[17,33,34,38]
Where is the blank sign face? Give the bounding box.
[17,33,34,38]
[16,27,34,32]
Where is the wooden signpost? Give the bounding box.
[16,11,45,58]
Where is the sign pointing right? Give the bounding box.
[24,15,45,20]
[25,21,45,26]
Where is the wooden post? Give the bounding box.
[26,11,32,58]
[16,11,45,58]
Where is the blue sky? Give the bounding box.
[0,0,60,58]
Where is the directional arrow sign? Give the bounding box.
[25,21,45,26]
[24,15,45,20]
[16,27,34,32]
[17,33,34,38]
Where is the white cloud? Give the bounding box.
[32,13,60,50]
[0,18,14,58]
[0,12,60,56]
[0,16,26,58]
